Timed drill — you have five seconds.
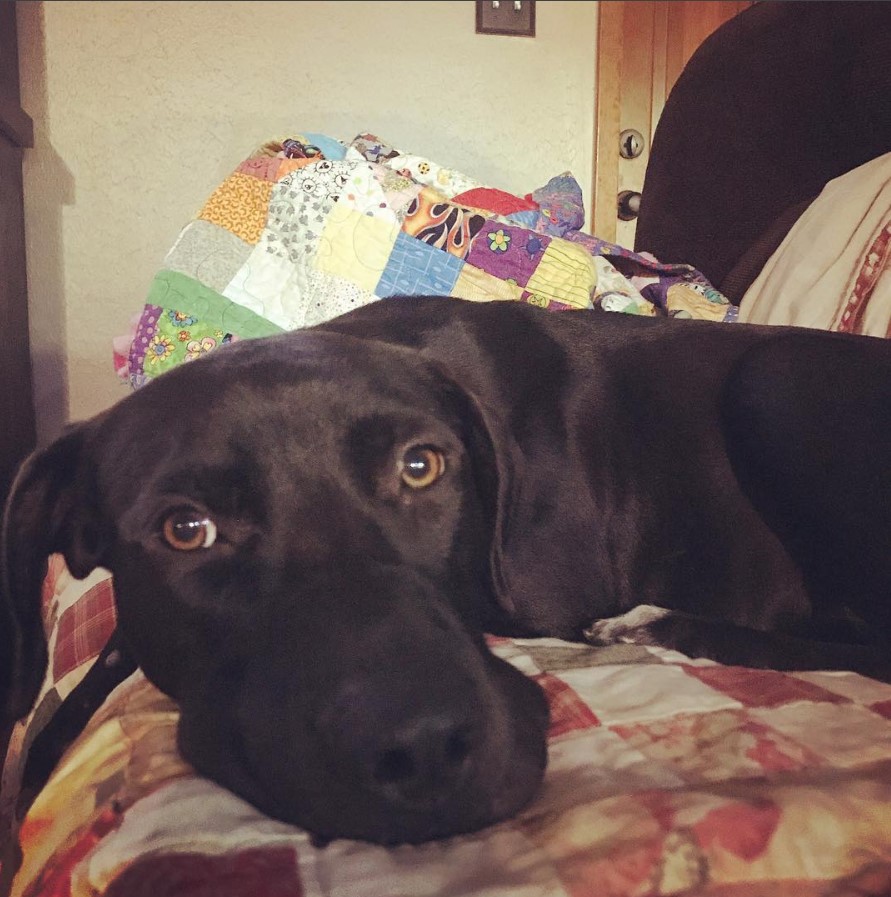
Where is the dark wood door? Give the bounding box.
[0,1,36,504]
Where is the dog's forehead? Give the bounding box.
[97,330,456,480]
[132,331,439,410]
[209,330,431,389]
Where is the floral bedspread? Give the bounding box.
[4,561,891,896]
[117,131,734,388]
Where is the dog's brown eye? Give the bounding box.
[162,512,218,551]
[399,446,446,489]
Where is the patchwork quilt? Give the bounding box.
[117,131,735,388]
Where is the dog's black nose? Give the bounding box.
[369,715,475,806]
[318,675,487,811]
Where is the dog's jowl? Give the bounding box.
[2,296,889,843]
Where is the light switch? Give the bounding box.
[476,0,536,37]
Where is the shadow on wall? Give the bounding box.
[18,0,75,446]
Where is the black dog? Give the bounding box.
[2,296,890,845]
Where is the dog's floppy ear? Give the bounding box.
[456,377,590,638]
[436,373,524,623]
[1,424,107,723]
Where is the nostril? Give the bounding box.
[444,726,472,767]
[374,747,416,784]
[372,722,475,792]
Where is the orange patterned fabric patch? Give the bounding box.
[402,189,486,260]
[198,173,273,245]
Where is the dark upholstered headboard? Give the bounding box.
[634,1,891,303]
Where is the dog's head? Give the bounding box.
[1,304,550,844]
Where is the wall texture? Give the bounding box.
[17,0,598,440]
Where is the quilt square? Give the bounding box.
[261,170,333,266]
[198,172,273,246]
[534,672,601,739]
[523,641,658,674]
[556,663,742,726]
[465,222,549,285]
[542,726,687,811]
[791,670,891,705]
[611,708,825,783]
[451,264,524,303]
[682,665,852,709]
[402,189,488,260]
[376,231,464,298]
[525,239,598,309]
[52,578,117,683]
[339,161,399,221]
[164,220,251,294]
[749,702,891,767]
[236,154,293,182]
[316,203,399,293]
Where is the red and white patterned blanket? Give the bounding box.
[4,561,891,897]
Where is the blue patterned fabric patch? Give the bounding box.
[376,230,465,297]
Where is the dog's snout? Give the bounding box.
[178,628,548,843]
[172,563,549,842]
[369,716,476,805]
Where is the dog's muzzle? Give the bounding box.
[170,568,550,845]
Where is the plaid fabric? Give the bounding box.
[9,635,891,897]
[51,578,116,683]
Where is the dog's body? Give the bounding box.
[3,296,890,844]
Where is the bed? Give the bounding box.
[3,3,891,895]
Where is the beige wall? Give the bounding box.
[17,0,599,442]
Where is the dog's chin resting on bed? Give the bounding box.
[2,296,890,845]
